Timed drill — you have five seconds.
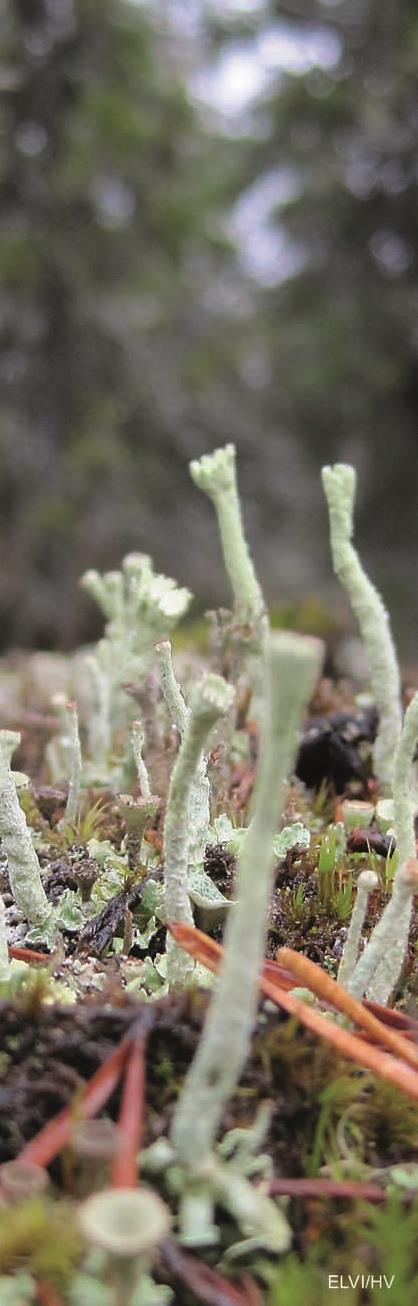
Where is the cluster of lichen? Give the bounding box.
[0,444,417,1302]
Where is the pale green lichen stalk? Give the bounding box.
[349,689,418,1004]
[0,731,51,926]
[164,672,235,986]
[190,444,267,634]
[171,631,323,1168]
[60,700,82,820]
[337,868,378,988]
[348,858,418,1005]
[84,651,112,765]
[391,688,418,869]
[322,464,401,792]
[155,639,188,736]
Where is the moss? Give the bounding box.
[0,1198,82,1287]
[267,1201,418,1304]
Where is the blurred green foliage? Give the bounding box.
[1,0,418,652]
[0,0,238,646]
[217,0,418,641]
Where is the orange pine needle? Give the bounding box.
[169,923,295,988]
[36,1283,65,1306]
[267,1177,386,1202]
[259,972,418,1103]
[8,945,50,963]
[19,1036,132,1168]
[169,923,418,1103]
[112,1036,146,1189]
[169,923,222,970]
[364,999,418,1034]
[275,947,418,1072]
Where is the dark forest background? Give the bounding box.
[1,0,417,655]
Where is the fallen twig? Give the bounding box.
[76,868,163,958]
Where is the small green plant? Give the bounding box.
[333,873,356,923]
[317,825,345,903]
[287,883,307,923]
[72,797,111,844]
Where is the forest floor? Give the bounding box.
[0,653,417,1305]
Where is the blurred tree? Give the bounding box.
[3,0,418,653]
[0,0,249,646]
[221,0,418,627]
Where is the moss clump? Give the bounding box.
[0,1197,82,1288]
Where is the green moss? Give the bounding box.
[268,1200,418,1306]
[0,1198,82,1288]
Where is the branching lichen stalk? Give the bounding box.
[164,673,235,985]
[190,444,267,633]
[156,640,215,869]
[322,464,401,792]
[0,731,51,925]
[171,631,323,1166]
